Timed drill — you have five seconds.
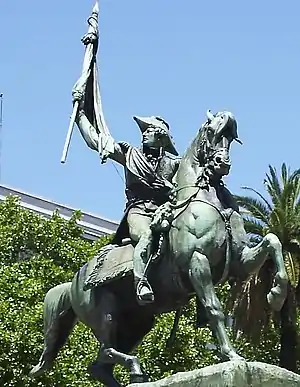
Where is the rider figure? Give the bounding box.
[75,107,180,305]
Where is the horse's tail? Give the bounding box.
[30,282,77,377]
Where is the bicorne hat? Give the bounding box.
[133,115,178,156]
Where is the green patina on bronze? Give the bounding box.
[31,4,289,387]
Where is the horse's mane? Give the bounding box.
[174,122,210,190]
[181,122,209,167]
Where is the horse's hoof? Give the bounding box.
[268,273,288,311]
[267,278,287,311]
[88,362,121,387]
[229,353,245,362]
[130,373,149,384]
[267,291,285,311]
[29,360,53,377]
[221,349,245,362]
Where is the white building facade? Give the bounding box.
[0,184,119,241]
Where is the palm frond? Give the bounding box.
[268,208,282,230]
[284,252,300,288]
[294,195,300,214]
[243,218,265,238]
[285,239,300,256]
[290,176,300,207]
[289,168,300,180]
[269,207,300,247]
[281,175,300,212]
[241,186,273,212]
[267,164,300,218]
[229,262,274,343]
[232,163,300,347]
[235,195,270,225]
[264,165,282,204]
[281,163,288,185]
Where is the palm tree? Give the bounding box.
[232,163,300,372]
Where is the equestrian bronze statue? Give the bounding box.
[31,4,288,387]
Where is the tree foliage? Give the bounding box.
[0,195,285,385]
[234,164,300,372]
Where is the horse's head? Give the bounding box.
[196,110,241,184]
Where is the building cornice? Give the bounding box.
[0,184,119,241]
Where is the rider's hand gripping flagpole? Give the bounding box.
[60,2,99,164]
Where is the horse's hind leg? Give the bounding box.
[115,310,155,383]
[88,290,149,386]
[87,290,121,387]
[91,345,144,387]
[189,251,243,361]
[96,312,155,385]
[240,233,288,311]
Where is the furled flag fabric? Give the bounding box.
[72,2,114,161]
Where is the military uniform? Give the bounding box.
[113,145,180,245]
[75,113,179,304]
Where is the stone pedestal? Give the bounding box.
[129,361,300,387]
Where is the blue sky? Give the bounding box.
[1,0,299,222]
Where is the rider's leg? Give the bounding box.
[127,209,154,305]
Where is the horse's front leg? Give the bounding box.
[240,232,288,311]
[189,251,244,361]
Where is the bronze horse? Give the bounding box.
[30,111,288,386]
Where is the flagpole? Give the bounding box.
[60,101,79,163]
[60,2,99,164]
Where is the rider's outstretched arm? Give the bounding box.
[76,109,126,165]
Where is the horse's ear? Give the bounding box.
[206,109,214,122]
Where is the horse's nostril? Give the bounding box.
[215,157,222,163]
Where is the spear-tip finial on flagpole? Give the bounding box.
[92,1,99,15]
[60,2,100,164]
[86,1,99,38]
[89,2,99,25]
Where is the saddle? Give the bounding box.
[83,202,174,291]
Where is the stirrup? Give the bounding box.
[136,279,154,306]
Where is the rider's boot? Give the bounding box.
[135,277,154,306]
[133,237,154,305]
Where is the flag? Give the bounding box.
[61,2,113,164]
[72,2,114,162]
